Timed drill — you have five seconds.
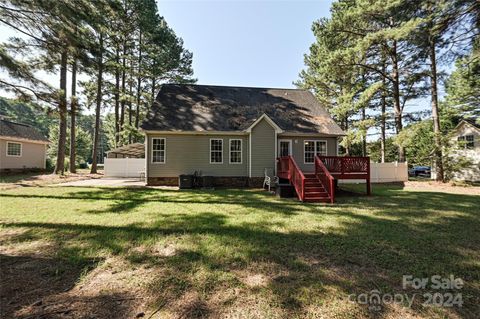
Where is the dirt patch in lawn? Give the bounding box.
[403,180,480,195]
[0,170,103,190]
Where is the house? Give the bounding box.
[141,84,370,202]
[444,119,480,181]
[0,119,49,171]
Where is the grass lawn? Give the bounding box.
[0,184,479,318]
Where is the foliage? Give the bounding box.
[0,97,54,136]
[47,123,93,166]
[367,137,398,163]
[298,0,479,165]
[1,0,195,174]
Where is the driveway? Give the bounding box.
[60,177,146,187]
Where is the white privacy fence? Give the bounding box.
[340,162,408,184]
[104,158,145,178]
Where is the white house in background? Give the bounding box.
[0,119,50,171]
[440,119,480,182]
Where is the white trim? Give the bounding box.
[278,139,293,156]
[209,138,223,164]
[145,135,148,180]
[248,133,252,177]
[274,132,277,175]
[150,137,166,164]
[6,141,22,157]
[245,113,283,133]
[303,139,327,164]
[0,136,49,145]
[140,130,247,136]
[229,138,242,164]
[453,120,480,134]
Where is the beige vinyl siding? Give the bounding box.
[250,118,276,177]
[278,135,338,172]
[0,139,46,169]
[146,134,248,177]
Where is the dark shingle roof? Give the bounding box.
[141,84,345,135]
[464,117,480,129]
[0,119,49,142]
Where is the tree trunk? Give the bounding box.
[115,44,120,148]
[120,40,127,145]
[54,49,68,175]
[391,39,405,162]
[151,76,156,105]
[361,106,367,157]
[128,51,134,144]
[91,33,104,174]
[380,59,387,163]
[430,38,444,182]
[69,58,77,173]
[135,30,142,129]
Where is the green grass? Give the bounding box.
[0,185,479,318]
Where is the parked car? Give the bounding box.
[408,166,431,177]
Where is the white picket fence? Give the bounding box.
[339,162,408,184]
[104,158,145,178]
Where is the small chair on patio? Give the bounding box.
[263,168,279,192]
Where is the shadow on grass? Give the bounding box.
[1,185,479,317]
[0,254,100,318]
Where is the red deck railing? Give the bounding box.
[317,156,369,177]
[314,156,335,203]
[317,156,371,195]
[277,156,306,201]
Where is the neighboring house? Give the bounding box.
[0,119,49,171]
[141,84,346,187]
[446,119,480,181]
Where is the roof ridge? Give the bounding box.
[0,119,32,127]
[161,83,309,92]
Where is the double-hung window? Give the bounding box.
[229,139,242,164]
[151,138,166,163]
[304,140,327,163]
[210,139,223,163]
[458,135,474,149]
[6,142,22,157]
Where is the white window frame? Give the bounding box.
[210,138,223,164]
[229,139,242,164]
[6,141,22,157]
[151,137,166,164]
[304,140,327,164]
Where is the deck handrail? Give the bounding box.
[278,156,306,201]
[315,156,335,204]
[317,156,370,175]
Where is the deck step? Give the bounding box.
[304,197,331,203]
[305,191,329,197]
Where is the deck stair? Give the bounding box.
[303,174,330,203]
[277,155,371,204]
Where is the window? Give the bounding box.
[458,135,474,149]
[229,139,242,164]
[315,141,327,156]
[304,140,327,163]
[210,139,223,163]
[6,142,21,157]
[151,138,165,163]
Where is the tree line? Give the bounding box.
[297,0,479,181]
[1,0,194,174]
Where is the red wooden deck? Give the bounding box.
[277,155,371,203]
